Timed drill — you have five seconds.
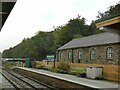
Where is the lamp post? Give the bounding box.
[53,54,56,68]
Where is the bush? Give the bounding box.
[43,65,53,70]
[35,64,45,69]
[69,68,86,77]
[50,67,59,73]
[95,76,103,80]
[42,65,59,73]
[57,61,70,73]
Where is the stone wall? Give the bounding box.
[57,43,120,65]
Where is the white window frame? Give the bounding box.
[78,50,82,60]
[59,52,62,59]
[107,47,113,59]
[68,50,72,60]
[90,48,96,60]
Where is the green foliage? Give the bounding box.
[35,63,45,69]
[2,15,101,59]
[51,68,59,73]
[95,76,103,80]
[97,2,120,19]
[43,65,53,70]
[69,68,86,75]
[2,61,16,69]
[3,3,118,59]
[57,61,70,73]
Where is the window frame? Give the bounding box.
[59,52,63,59]
[78,49,82,60]
[90,48,96,60]
[68,50,72,60]
[106,47,114,60]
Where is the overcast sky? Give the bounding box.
[0,0,119,52]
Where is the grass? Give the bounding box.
[2,61,16,69]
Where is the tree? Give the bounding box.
[2,15,100,59]
[97,2,120,19]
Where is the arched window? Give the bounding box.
[59,52,61,59]
[90,48,96,60]
[68,50,72,60]
[59,52,63,59]
[107,47,113,59]
[78,50,82,60]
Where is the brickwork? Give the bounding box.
[57,43,120,65]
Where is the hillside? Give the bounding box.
[2,16,101,59]
[2,2,119,60]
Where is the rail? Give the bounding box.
[1,67,53,90]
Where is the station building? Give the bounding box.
[57,32,120,65]
[57,14,120,66]
[56,14,120,82]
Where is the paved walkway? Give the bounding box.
[17,67,119,90]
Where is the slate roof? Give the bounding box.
[58,32,120,50]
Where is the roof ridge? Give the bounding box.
[72,32,110,41]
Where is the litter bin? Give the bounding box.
[86,66,103,79]
[25,58,31,68]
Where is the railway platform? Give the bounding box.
[15,67,119,90]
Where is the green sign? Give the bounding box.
[46,55,55,61]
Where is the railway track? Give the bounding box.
[1,67,54,90]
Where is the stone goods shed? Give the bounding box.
[57,32,120,65]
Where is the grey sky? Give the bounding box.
[0,0,119,52]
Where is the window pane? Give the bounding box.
[78,50,82,60]
[91,49,96,60]
[68,51,71,60]
[107,47,113,59]
[59,52,61,59]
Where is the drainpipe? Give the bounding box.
[71,49,74,63]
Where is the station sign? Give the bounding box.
[46,55,55,62]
